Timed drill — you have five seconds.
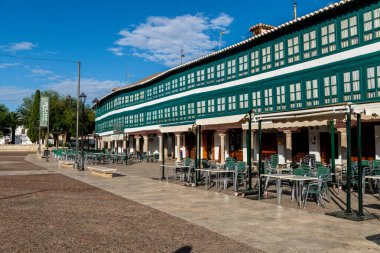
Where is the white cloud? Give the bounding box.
[107,47,124,56]
[0,85,34,104]
[210,13,234,30]
[2,42,37,52]
[111,13,233,67]
[0,63,20,69]
[29,68,53,76]
[43,77,124,104]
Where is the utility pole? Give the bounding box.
[75,61,81,169]
[218,31,225,51]
[180,47,185,65]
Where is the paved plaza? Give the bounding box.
[0,152,379,252]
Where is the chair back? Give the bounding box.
[269,154,279,169]
[293,168,304,176]
[301,164,312,176]
[183,158,193,167]
[225,160,236,170]
[154,153,159,160]
[236,161,246,172]
[317,166,330,178]
[201,159,210,168]
[372,160,380,170]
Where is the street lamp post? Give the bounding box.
[79,92,87,170]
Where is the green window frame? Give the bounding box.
[363,7,380,41]
[187,103,195,119]
[171,79,178,93]
[197,100,206,115]
[303,30,317,59]
[146,89,152,99]
[228,95,236,111]
[216,63,226,82]
[196,69,205,86]
[206,66,215,84]
[276,85,286,110]
[287,36,300,63]
[367,65,380,98]
[227,59,236,80]
[239,93,248,109]
[343,70,361,101]
[179,105,186,120]
[250,50,260,73]
[158,84,164,94]
[217,97,226,112]
[238,55,249,77]
[252,91,261,113]
[321,23,336,54]
[165,82,170,94]
[208,99,215,113]
[146,112,151,124]
[263,88,273,112]
[172,106,178,120]
[164,108,170,119]
[289,82,302,109]
[261,46,271,70]
[274,41,284,67]
[139,113,144,125]
[187,72,195,89]
[324,75,338,104]
[305,79,319,106]
[341,16,358,48]
[179,76,186,91]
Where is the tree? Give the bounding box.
[24,90,40,143]
[18,90,95,147]
[0,104,10,137]
[7,112,22,144]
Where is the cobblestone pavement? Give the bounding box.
[0,152,259,253]
[26,156,380,253]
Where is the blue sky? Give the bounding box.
[0,0,333,111]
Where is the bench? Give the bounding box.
[87,166,118,178]
[58,160,75,168]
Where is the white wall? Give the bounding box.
[375,125,380,160]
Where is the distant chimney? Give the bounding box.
[293,1,297,19]
[249,23,276,36]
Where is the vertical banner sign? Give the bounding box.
[40,97,49,127]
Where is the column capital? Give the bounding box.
[143,135,149,139]
[218,132,226,137]
[283,130,292,135]
[337,128,346,133]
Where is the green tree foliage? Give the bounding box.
[0,104,10,137]
[18,90,95,145]
[21,90,41,142]
[7,112,22,144]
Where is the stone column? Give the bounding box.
[175,133,181,162]
[135,135,141,154]
[158,134,163,161]
[218,133,226,163]
[122,136,127,153]
[143,135,149,153]
[242,130,247,162]
[182,134,186,158]
[284,130,292,163]
[338,128,347,165]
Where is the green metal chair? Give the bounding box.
[303,173,330,208]
[234,161,246,191]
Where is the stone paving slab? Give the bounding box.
[26,156,380,253]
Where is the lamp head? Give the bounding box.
[79,92,87,103]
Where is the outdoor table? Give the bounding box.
[160,165,176,182]
[276,167,292,174]
[259,174,294,204]
[365,175,380,200]
[195,168,214,189]
[209,169,235,190]
[285,175,318,208]
[175,165,192,182]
